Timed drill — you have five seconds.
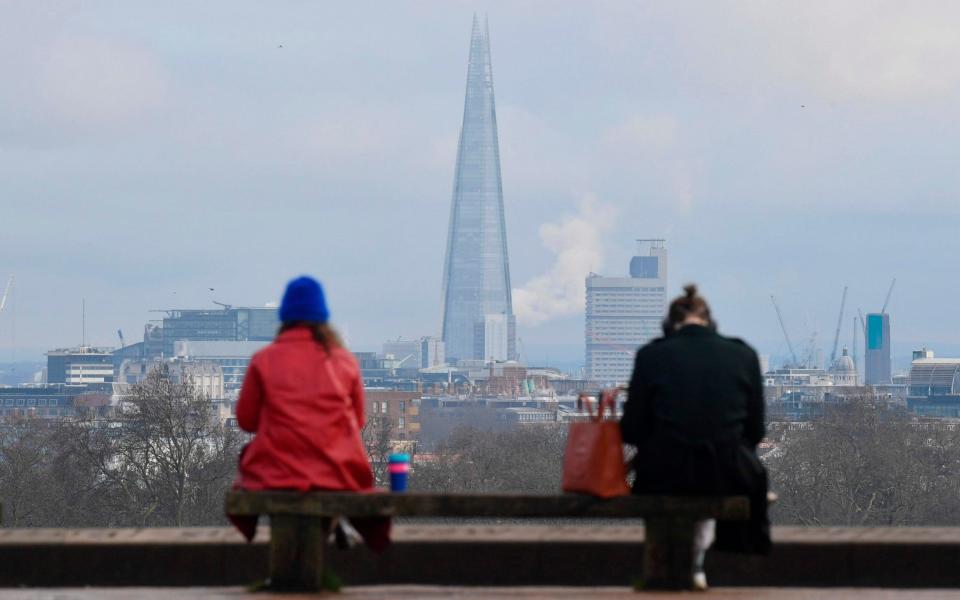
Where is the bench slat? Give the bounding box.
[225,491,749,520]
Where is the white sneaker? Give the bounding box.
[691,570,708,591]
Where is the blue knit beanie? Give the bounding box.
[279,276,329,323]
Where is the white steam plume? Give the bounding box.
[513,196,616,326]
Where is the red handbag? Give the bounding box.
[562,389,630,498]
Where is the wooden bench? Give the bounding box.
[225,491,749,591]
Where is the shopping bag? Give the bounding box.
[561,389,630,498]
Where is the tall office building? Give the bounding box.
[440,15,516,364]
[585,240,668,384]
[865,312,892,385]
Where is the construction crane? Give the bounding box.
[857,308,867,337]
[516,336,527,365]
[851,316,859,374]
[800,331,820,370]
[212,300,232,310]
[881,278,896,314]
[0,277,13,364]
[0,276,12,316]
[829,286,848,365]
[770,295,799,368]
[117,329,126,349]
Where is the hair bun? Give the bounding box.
[683,284,698,299]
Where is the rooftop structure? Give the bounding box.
[440,15,516,364]
[0,383,104,420]
[157,306,277,357]
[908,351,960,398]
[905,350,960,418]
[764,367,834,388]
[117,359,225,402]
[172,340,268,393]
[383,336,446,370]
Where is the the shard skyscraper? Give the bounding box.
[440,15,516,364]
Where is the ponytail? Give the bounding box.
[664,284,714,332]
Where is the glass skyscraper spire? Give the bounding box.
[440,15,516,363]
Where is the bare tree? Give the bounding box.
[0,368,245,528]
[42,416,117,527]
[362,414,395,487]
[0,416,113,527]
[767,395,960,526]
[413,424,567,494]
[108,366,238,526]
[0,418,52,526]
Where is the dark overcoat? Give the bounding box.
[620,324,771,554]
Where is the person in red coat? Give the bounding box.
[228,276,387,549]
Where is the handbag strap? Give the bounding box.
[598,389,617,420]
[577,389,620,422]
[576,393,598,421]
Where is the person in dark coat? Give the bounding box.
[620,284,770,587]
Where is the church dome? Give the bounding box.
[830,347,856,374]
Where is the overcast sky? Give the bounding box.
[2,1,960,368]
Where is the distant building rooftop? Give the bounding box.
[46,346,115,356]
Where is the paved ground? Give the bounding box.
[4,588,960,599]
[5,524,960,545]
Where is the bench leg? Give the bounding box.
[643,516,698,590]
[268,514,332,591]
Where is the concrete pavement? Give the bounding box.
[3,588,960,599]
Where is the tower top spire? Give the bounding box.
[466,13,492,92]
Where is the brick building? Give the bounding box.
[365,390,421,441]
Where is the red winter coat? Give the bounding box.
[234,328,374,492]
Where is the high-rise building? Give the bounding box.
[585,240,668,384]
[865,312,892,384]
[440,15,516,364]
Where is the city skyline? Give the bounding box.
[2,4,960,366]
